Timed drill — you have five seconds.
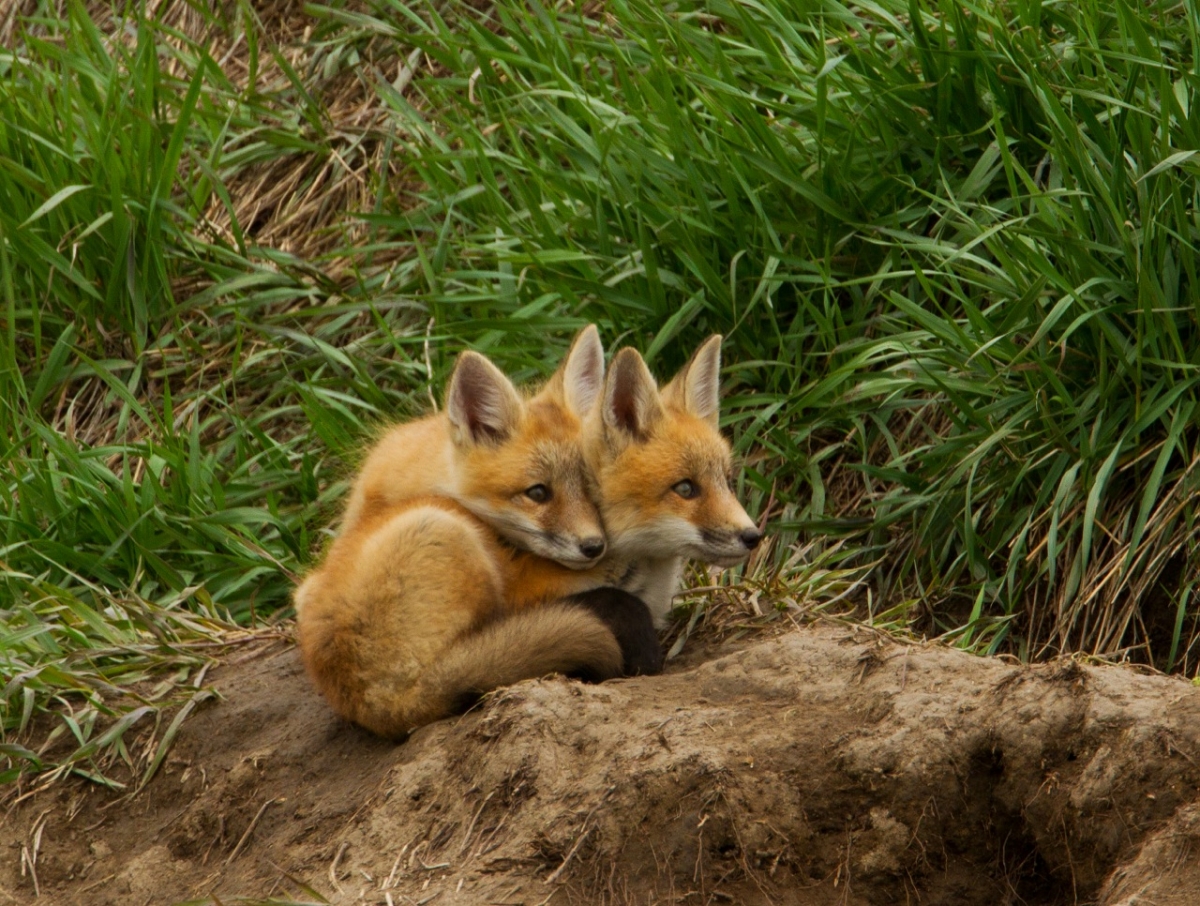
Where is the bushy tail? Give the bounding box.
[389,603,624,735]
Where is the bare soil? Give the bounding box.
[3,621,1200,905]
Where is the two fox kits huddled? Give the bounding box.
[296,328,761,737]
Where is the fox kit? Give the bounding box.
[597,335,762,622]
[297,330,641,737]
[506,334,763,626]
[297,334,761,738]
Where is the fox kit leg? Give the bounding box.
[298,504,505,738]
[565,587,663,676]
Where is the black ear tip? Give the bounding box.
[609,348,655,392]
[454,350,488,376]
[449,353,478,390]
[611,347,642,371]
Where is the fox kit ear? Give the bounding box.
[559,324,605,416]
[603,347,664,442]
[667,334,722,428]
[446,351,524,445]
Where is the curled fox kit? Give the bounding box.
[295,327,762,738]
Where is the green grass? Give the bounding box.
[5,0,1200,786]
[372,0,1200,665]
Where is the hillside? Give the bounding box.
[4,623,1199,905]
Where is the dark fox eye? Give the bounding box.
[726,473,736,491]
[525,484,552,503]
[673,479,699,499]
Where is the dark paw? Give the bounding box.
[567,587,664,677]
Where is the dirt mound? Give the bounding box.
[3,623,1199,905]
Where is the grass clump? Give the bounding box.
[0,1,417,787]
[6,0,1200,786]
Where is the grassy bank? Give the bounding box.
[4,0,1200,783]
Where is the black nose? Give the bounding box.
[579,538,606,559]
[740,528,762,550]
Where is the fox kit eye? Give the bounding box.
[726,473,735,491]
[525,484,552,503]
[673,479,699,500]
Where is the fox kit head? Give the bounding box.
[447,325,607,569]
[589,335,762,566]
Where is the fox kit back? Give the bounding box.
[294,326,608,619]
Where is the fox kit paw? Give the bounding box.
[566,587,663,677]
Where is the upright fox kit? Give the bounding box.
[496,335,763,624]
[579,335,763,624]
[297,334,761,738]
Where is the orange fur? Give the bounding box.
[296,332,761,738]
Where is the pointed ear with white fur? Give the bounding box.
[558,324,605,417]
[446,351,523,445]
[603,347,664,444]
[669,334,722,428]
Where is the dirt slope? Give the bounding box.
[3,623,1200,905]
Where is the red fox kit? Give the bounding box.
[297,335,761,738]
[587,335,762,623]
[502,335,763,625]
[297,329,633,737]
